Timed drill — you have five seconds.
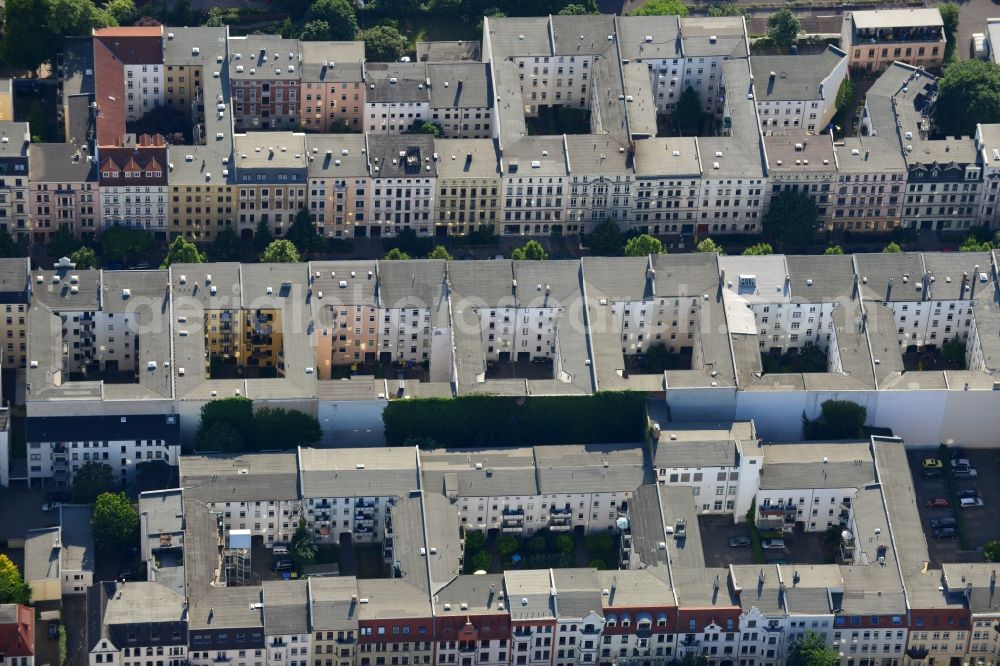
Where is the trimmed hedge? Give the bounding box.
[383,392,648,446]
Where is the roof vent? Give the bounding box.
[122,288,131,298]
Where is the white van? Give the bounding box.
[272,545,289,555]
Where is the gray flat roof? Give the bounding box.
[751,46,846,103]
[180,452,300,503]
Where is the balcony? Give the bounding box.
[905,647,929,659]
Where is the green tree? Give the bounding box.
[196,421,245,453]
[464,530,486,551]
[72,462,117,504]
[162,235,205,268]
[585,532,613,554]
[630,0,687,16]
[588,558,606,569]
[197,397,254,449]
[251,408,322,450]
[106,0,136,23]
[496,535,519,557]
[940,337,966,368]
[100,225,154,266]
[286,208,322,254]
[306,0,358,39]
[202,6,229,26]
[939,0,959,65]
[585,219,623,256]
[471,551,492,571]
[675,85,701,135]
[48,0,117,41]
[763,190,818,247]
[985,540,1000,563]
[882,241,902,253]
[171,0,193,24]
[935,59,1000,138]
[767,8,801,50]
[823,245,844,255]
[557,3,594,14]
[787,631,838,666]
[624,233,664,257]
[0,0,52,71]
[834,79,855,114]
[554,534,573,554]
[209,228,241,261]
[91,492,139,552]
[25,101,48,142]
[47,226,79,259]
[0,555,30,605]
[706,3,742,17]
[298,19,332,40]
[803,400,867,440]
[363,24,408,62]
[511,240,549,261]
[253,220,274,253]
[696,237,725,255]
[427,246,453,260]
[291,519,317,570]
[260,239,301,263]
[959,235,992,252]
[384,248,411,260]
[526,536,547,553]
[69,246,98,268]
[0,230,26,258]
[409,120,443,137]
[743,242,773,256]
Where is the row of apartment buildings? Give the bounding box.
[8,245,1000,488]
[16,11,981,245]
[80,433,1000,666]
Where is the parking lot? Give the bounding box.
[699,515,832,567]
[907,448,1000,566]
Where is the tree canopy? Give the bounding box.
[364,24,409,62]
[298,19,334,41]
[252,408,322,450]
[675,86,702,135]
[210,228,242,261]
[1,0,116,72]
[92,492,140,553]
[743,243,773,256]
[696,237,725,255]
[767,8,801,49]
[409,120,444,137]
[427,246,454,260]
[47,227,79,259]
[882,241,902,254]
[384,248,412,260]
[196,397,321,452]
[624,233,664,257]
[73,462,118,504]
[585,219,623,256]
[291,519,317,570]
[0,554,30,605]
[986,540,1000,563]
[787,631,839,666]
[629,0,687,16]
[162,236,206,267]
[0,230,26,259]
[305,0,358,39]
[557,3,594,14]
[254,220,274,253]
[935,59,1000,138]
[100,225,154,265]
[69,246,99,269]
[260,239,302,263]
[511,240,549,261]
[823,245,844,255]
[762,190,819,247]
[286,209,323,254]
[803,400,867,440]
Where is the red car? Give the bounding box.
[925,498,950,509]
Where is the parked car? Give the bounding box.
[952,458,972,469]
[958,489,979,500]
[960,497,985,508]
[46,491,71,503]
[271,557,293,572]
[272,545,289,555]
[932,527,958,539]
[41,502,62,512]
[953,467,979,479]
[728,536,751,548]
[930,517,957,529]
[761,539,785,550]
[921,468,942,479]
[48,621,59,640]
[925,498,950,509]
[921,458,943,470]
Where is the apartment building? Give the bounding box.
[364,63,430,134]
[28,143,99,242]
[167,145,236,242]
[764,133,837,225]
[975,123,1000,229]
[263,581,312,666]
[842,8,945,72]
[376,259,450,374]
[427,63,493,139]
[564,135,632,232]
[88,581,189,666]
[677,17,749,116]
[98,137,170,237]
[234,132,308,237]
[366,134,437,236]
[300,42,366,133]
[0,258,30,371]
[24,505,95,600]
[0,604,34,666]
[179,452,302,545]
[652,421,762,516]
[500,137,568,235]
[750,46,848,135]
[304,134,369,238]
[433,575,511,666]
[228,35,302,131]
[0,80,12,122]
[310,259,380,371]
[309,577,359,666]
[0,122,31,240]
[92,26,165,139]
[832,136,906,231]
[434,138,501,235]
[632,138,701,235]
